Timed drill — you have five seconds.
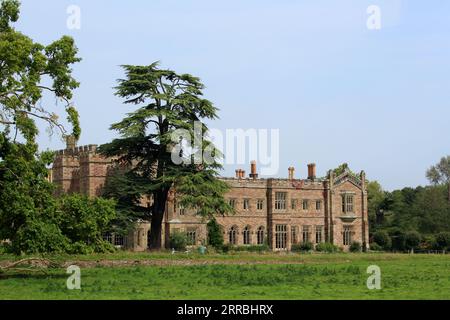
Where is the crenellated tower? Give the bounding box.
[52,138,113,197]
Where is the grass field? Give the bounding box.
[0,252,449,300]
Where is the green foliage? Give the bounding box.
[349,241,362,252]
[370,157,450,248]
[0,134,63,254]
[367,181,387,232]
[0,0,81,142]
[101,166,147,235]
[390,229,406,251]
[99,62,232,249]
[433,232,450,250]
[169,231,187,251]
[369,242,383,251]
[232,245,270,252]
[373,231,391,250]
[292,242,313,252]
[221,243,232,253]
[332,163,351,176]
[370,183,450,251]
[207,219,224,249]
[0,0,19,31]
[57,194,117,253]
[13,219,69,254]
[175,170,233,218]
[404,231,421,250]
[315,242,340,253]
[66,106,81,140]
[426,156,450,202]
[0,133,117,254]
[419,235,435,251]
[0,1,87,255]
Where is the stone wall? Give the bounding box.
[51,144,369,251]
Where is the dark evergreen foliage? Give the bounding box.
[99,63,233,249]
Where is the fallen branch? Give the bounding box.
[0,258,59,276]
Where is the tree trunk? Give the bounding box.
[148,189,169,250]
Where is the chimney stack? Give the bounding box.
[236,169,245,179]
[307,163,316,180]
[66,135,77,150]
[288,167,295,180]
[249,161,258,179]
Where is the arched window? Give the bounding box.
[257,226,265,245]
[229,226,238,245]
[243,226,251,245]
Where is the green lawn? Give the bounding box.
[0,252,449,299]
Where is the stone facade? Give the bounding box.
[51,143,369,252]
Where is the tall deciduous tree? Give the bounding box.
[0,1,83,254]
[426,156,450,203]
[367,181,386,229]
[100,63,232,249]
[0,0,81,143]
[0,133,68,254]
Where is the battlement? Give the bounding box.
[55,144,99,156]
[52,142,113,197]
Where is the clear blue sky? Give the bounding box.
[15,0,450,190]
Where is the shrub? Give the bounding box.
[373,231,391,250]
[404,231,421,251]
[207,219,224,249]
[301,242,314,251]
[419,235,435,251]
[68,241,95,255]
[434,232,450,250]
[292,242,313,252]
[221,243,233,253]
[369,242,383,251]
[0,241,10,254]
[315,242,339,253]
[13,220,70,254]
[169,231,187,251]
[58,194,116,246]
[233,245,269,252]
[349,241,362,252]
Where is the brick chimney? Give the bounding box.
[236,169,245,179]
[288,167,295,180]
[249,161,258,179]
[307,163,316,180]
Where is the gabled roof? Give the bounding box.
[333,169,363,189]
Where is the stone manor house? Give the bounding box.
[50,141,369,252]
